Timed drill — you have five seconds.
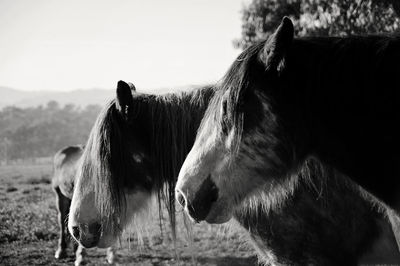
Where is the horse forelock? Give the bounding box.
[199,42,265,158]
[81,100,127,232]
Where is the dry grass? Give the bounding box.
[0,163,256,265]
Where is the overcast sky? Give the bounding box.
[0,0,247,91]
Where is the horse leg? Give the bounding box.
[54,187,68,259]
[74,244,86,266]
[70,204,87,266]
[106,246,116,264]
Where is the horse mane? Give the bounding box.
[79,100,128,233]
[82,85,215,235]
[147,86,215,236]
[203,34,400,159]
[232,155,392,265]
[234,155,380,224]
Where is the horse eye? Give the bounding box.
[222,100,227,116]
[221,101,230,135]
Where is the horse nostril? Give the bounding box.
[187,174,219,222]
[71,226,80,240]
[176,190,186,208]
[89,222,101,235]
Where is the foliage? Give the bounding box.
[234,0,400,49]
[0,102,102,162]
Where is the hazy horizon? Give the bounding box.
[0,0,247,92]
[0,83,199,92]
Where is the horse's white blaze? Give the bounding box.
[177,117,234,223]
[69,169,98,225]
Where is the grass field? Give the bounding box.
[0,163,257,265]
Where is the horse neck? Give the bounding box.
[281,37,400,208]
[233,161,392,265]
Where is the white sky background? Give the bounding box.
[0,0,247,91]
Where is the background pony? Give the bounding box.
[67,81,215,249]
[52,145,115,265]
[176,17,400,264]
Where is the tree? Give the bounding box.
[0,102,102,163]
[234,0,400,49]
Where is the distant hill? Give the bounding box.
[0,86,114,108]
[0,85,200,109]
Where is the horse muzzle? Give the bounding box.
[176,174,219,222]
[70,222,101,248]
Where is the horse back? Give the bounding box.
[52,145,84,199]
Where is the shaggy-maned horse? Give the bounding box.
[52,145,115,265]
[176,18,400,264]
[68,79,399,264]
[67,81,215,248]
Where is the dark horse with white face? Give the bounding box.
[176,18,400,264]
[68,80,398,263]
[68,81,215,248]
[52,145,115,265]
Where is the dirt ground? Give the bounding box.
[0,164,257,266]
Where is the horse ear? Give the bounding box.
[260,16,294,71]
[126,82,136,92]
[116,80,135,120]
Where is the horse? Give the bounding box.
[67,81,215,249]
[52,145,116,265]
[66,80,398,264]
[175,17,400,264]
